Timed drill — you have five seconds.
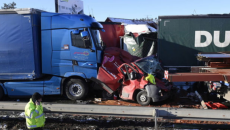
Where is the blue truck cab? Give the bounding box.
[0,8,104,100]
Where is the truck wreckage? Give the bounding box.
[92,47,172,106]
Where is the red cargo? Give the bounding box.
[99,22,124,48]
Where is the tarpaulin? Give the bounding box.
[0,13,41,80]
[158,15,230,66]
[124,24,154,34]
[122,32,157,58]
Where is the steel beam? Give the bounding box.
[191,66,210,73]
[0,102,229,122]
[197,54,230,59]
[168,73,224,82]
[209,62,230,68]
[207,69,230,75]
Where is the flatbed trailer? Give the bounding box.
[165,52,230,101]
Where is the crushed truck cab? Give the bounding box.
[94,48,172,106]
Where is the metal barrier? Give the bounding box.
[0,102,229,122]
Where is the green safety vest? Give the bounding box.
[25,98,45,129]
[145,74,156,84]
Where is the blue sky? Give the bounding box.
[1,0,230,21]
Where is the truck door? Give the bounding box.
[70,28,98,79]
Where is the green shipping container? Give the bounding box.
[158,15,230,66]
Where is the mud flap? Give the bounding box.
[90,77,114,94]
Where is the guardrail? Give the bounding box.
[0,102,229,122]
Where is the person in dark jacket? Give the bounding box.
[25,92,45,129]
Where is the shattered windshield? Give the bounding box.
[90,29,102,49]
[134,56,164,78]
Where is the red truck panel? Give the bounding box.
[100,22,124,48]
[97,47,139,93]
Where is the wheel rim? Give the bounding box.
[140,94,147,102]
[69,83,82,96]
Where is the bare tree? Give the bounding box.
[1,2,16,9]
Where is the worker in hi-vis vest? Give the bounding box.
[25,92,45,130]
[145,73,156,84]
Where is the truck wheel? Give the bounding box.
[136,90,151,106]
[102,90,113,100]
[65,79,88,100]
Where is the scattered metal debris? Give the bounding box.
[195,91,208,109]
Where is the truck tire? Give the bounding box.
[65,79,88,100]
[102,90,113,100]
[136,90,151,106]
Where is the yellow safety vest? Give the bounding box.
[145,74,156,84]
[25,98,45,129]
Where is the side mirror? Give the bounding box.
[72,30,80,35]
[80,31,88,37]
[101,29,105,32]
